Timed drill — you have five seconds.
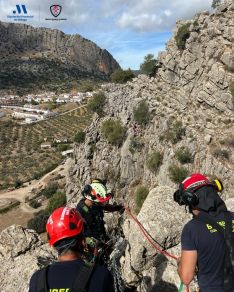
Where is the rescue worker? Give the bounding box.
[173,173,234,292]
[76,179,124,242]
[29,207,115,292]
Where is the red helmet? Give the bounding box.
[182,173,210,191]
[46,207,84,246]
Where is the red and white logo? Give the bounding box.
[50,5,62,17]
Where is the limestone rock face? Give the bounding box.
[0,225,55,292]
[67,1,234,203]
[0,21,120,90]
[121,186,189,290]
[65,2,234,290]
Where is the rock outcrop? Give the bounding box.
[66,1,234,290]
[122,186,190,290]
[0,21,120,91]
[0,225,56,292]
[67,1,234,202]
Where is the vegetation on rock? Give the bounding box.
[212,0,221,9]
[135,186,149,213]
[110,69,135,83]
[87,91,106,116]
[129,137,144,153]
[74,130,86,143]
[166,121,186,144]
[175,147,193,164]
[168,164,188,183]
[101,119,126,146]
[133,100,151,126]
[140,54,158,76]
[175,23,191,50]
[147,151,163,173]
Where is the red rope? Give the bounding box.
[125,207,178,260]
[125,207,190,292]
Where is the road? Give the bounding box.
[0,160,70,213]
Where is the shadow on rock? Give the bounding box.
[148,254,178,292]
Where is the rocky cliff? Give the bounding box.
[67,0,234,201]
[0,1,233,291]
[66,0,234,289]
[0,21,120,92]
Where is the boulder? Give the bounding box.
[122,186,190,289]
[0,225,55,292]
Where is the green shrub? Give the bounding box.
[147,151,163,173]
[40,183,59,199]
[133,101,151,126]
[14,179,23,189]
[229,81,234,98]
[74,131,85,143]
[87,92,106,115]
[193,20,199,27]
[57,144,69,152]
[101,119,126,146]
[135,186,149,213]
[167,121,185,144]
[0,201,20,214]
[212,148,230,160]
[79,81,94,92]
[27,210,49,233]
[212,0,221,9]
[129,137,144,153]
[46,192,67,214]
[175,147,193,164]
[168,164,188,183]
[110,69,135,83]
[175,23,191,50]
[140,54,157,76]
[29,200,41,209]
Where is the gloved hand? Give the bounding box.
[114,204,125,214]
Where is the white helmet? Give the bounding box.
[82,180,112,203]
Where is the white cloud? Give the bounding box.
[116,0,213,32]
[118,13,163,32]
[164,10,172,17]
[0,0,213,33]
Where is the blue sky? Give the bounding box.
[0,0,213,69]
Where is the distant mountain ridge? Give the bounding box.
[0,21,120,92]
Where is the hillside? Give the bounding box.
[0,21,120,92]
[0,1,233,291]
[0,106,92,189]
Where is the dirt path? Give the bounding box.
[0,159,71,214]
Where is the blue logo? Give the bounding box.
[13,5,27,14]
[7,4,34,21]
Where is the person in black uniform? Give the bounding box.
[29,207,115,292]
[76,179,124,242]
[173,173,234,292]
